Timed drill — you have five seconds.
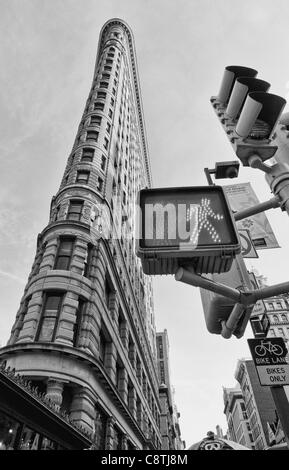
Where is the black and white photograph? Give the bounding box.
[1,0,289,455]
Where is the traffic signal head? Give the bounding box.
[211,66,286,166]
[214,161,240,179]
[217,66,257,104]
[136,185,241,275]
[200,255,253,337]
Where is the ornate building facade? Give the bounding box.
[0,19,163,450]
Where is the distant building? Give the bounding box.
[249,270,289,343]
[156,331,184,449]
[223,385,253,448]
[234,359,280,450]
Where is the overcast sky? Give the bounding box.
[1,0,289,447]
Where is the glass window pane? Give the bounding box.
[0,411,20,450]
[55,256,70,270]
[45,295,61,311]
[38,318,56,341]
[68,213,81,221]
[41,437,57,450]
[19,426,40,450]
[59,240,73,255]
[71,202,83,213]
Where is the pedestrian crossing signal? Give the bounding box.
[136,186,240,275]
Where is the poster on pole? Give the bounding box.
[224,182,280,250]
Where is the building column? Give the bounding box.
[128,342,136,370]
[118,368,128,404]
[136,362,142,388]
[105,417,115,450]
[104,342,117,382]
[55,291,79,345]
[109,292,119,324]
[119,320,129,350]
[128,386,137,419]
[17,291,43,343]
[45,379,64,410]
[70,387,96,434]
[121,434,128,450]
[77,302,101,358]
[143,411,149,437]
[142,373,147,399]
[137,401,144,431]
[39,237,58,273]
[70,239,88,275]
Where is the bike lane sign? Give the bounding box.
[247,338,289,386]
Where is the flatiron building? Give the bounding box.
[0,19,163,450]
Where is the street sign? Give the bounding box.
[248,338,289,386]
[136,186,241,275]
[250,313,270,338]
[238,229,258,258]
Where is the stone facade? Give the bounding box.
[0,19,162,450]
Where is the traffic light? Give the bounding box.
[136,185,241,275]
[199,255,253,337]
[211,66,286,165]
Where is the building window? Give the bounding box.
[90,115,102,126]
[108,108,113,118]
[104,137,109,150]
[54,237,74,270]
[106,122,111,134]
[97,177,104,192]
[73,298,86,346]
[67,200,83,221]
[94,102,104,111]
[102,73,110,80]
[0,411,20,450]
[94,407,107,450]
[104,275,114,308]
[281,314,287,322]
[108,52,115,57]
[100,81,108,89]
[269,328,276,336]
[37,293,63,342]
[99,330,107,364]
[86,130,98,142]
[97,91,106,100]
[81,148,94,163]
[112,87,116,96]
[106,59,113,65]
[101,155,106,171]
[76,170,90,184]
[104,65,112,72]
[113,427,123,450]
[278,328,284,337]
[109,47,115,52]
[83,243,93,278]
[110,97,115,106]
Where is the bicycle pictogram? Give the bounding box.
[254,340,284,357]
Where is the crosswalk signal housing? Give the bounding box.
[136,186,241,275]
